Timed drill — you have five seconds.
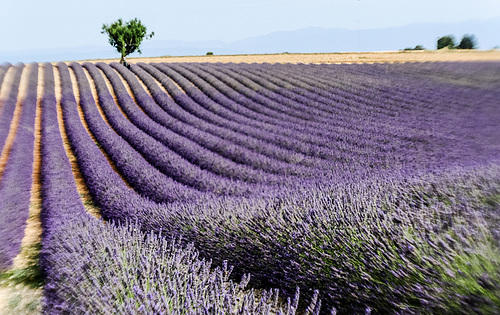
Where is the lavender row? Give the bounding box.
[241,63,489,164]
[319,62,500,162]
[107,62,288,186]
[96,62,280,194]
[84,61,261,196]
[55,62,169,222]
[52,61,500,312]
[252,62,424,129]
[132,63,320,177]
[144,62,384,168]
[40,63,320,314]
[287,63,453,120]
[116,162,500,313]
[224,62,408,139]
[386,61,500,91]
[172,63,328,127]
[196,63,366,129]
[60,62,201,204]
[140,62,336,169]
[0,63,24,154]
[276,63,414,116]
[0,63,38,270]
[0,62,11,90]
[220,62,418,145]
[282,62,489,152]
[230,63,459,161]
[142,62,329,172]
[175,62,396,160]
[282,63,422,116]
[168,62,388,161]
[151,63,356,159]
[199,62,425,166]
[350,62,500,117]
[169,63,431,168]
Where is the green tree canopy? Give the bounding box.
[437,35,455,49]
[101,18,154,64]
[457,34,477,49]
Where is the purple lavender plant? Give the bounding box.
[0,63,38,270]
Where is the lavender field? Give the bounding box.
[0,60,500,314]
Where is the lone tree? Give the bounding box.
[101,18,154,64]
[437,35,455,49]
[457,34,477,49]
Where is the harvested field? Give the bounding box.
[82,49,500,64]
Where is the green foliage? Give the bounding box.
[437,34,478,50]
[458,34,477,49]
[0,244,43,289]
[206,51,214,56]
[437,35,456,49]
[101,18,154,63]
[404,45,425,51]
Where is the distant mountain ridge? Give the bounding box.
[1,18,499,63]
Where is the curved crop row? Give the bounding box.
[132,63,319,177]
[40,63,320,314]
[147,63,336,169]
[56,62,169,221]
[108,63,286,185]
[167,63,385,163]
[229,63,450,162]
[11,60,499,314]
[171,63,327,128]
[214,62,414,149]
[151,63,350,161]
[0,62,11,89]
[177,62,398,165]
[223,63,405,138]
[242,63,496,169]
[0,64,24,153]
[62,62,200,204]
[251,63,422,134]
[94,62,269,195]
[0,63,38,270]
[177,63,401,164]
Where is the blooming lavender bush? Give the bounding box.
[0,63,38,270]
[0,59,497,313]
[40,62,323,314]
[0,62,11,88]
[109,62,287,185]
[0,63,24,154]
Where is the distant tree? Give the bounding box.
[457,34,477,49]
[437,35,455,49]
[404,45,425,51]
[101,18,154,64]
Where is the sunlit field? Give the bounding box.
[1,54,500,314]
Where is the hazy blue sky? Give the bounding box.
[1,0,499,51]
